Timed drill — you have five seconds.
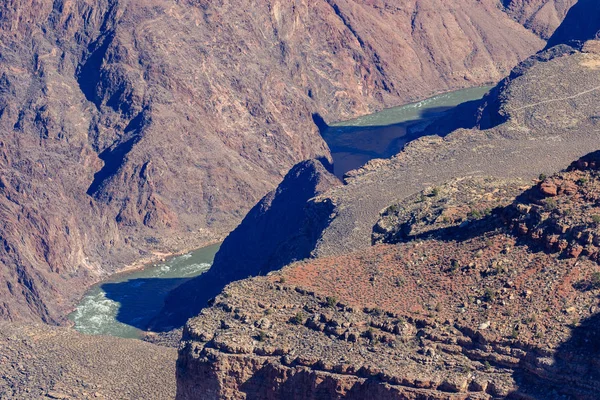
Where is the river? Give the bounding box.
[69,243,220,338]
[70,86,493,339]
[323,85,493,177]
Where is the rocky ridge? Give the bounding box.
[173,11,600,395]
[153,159,340,331]
[313,39,600,260]
[178,152,600,399]
[160,38,600,327]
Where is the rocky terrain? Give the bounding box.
[0,0,547,325]
[0,1,596,399]
[153,159,341,331]
[177,151,600,400]
[172,8,600,397]
[502,0,577,39]
[0,323,176,399]
[160,36,600,324]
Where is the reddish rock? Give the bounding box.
[546,235,559,249]
[518,223,529,235]
[0,0,547,325]
[558,239,569,251]
[540,181,558,196]
[559,181,578,195]
[568,245,584,258]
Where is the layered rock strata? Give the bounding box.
[178,153,600,399]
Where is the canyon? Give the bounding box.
[0,0,599,399]
[176,43,600,398]
[173,8,600,399]
[0,0,546,326]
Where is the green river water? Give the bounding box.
[70,85,492,338]
[69,244,220,338]
[324,85,493,177]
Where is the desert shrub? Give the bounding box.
[290,312,305,325]
[468,209,482,219]
[449,259,460,274]
[544,198,558,211]
[483,288,495,302]
[363,327,375,340]
[371,307,383,316]
[326,296,337,308]
[591,272,600,289]
[510,327,519,339]
[385,204,399,215]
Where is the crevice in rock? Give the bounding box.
[75,0,120,108]
[86,107,148,196]
[76,31,115,107]
[86,134,139,196]
[325,0,364,48]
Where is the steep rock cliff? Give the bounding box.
[545,0,600,48]
[501,0,577,39]
[153,159,340,330]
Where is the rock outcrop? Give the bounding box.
[372,177,528,244]
[0,0,546,324]
[177,151,600,400]
[153,159,340,331]
[313,39,600,260]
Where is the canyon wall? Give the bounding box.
[501,0,577,39]
[0,0,545,323]
[174,7,600,394]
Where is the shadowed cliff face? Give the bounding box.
[0,0,546,324]
[546,0,600,48]
[151,159,340,331]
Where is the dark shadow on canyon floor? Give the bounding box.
[102,277,189,331]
